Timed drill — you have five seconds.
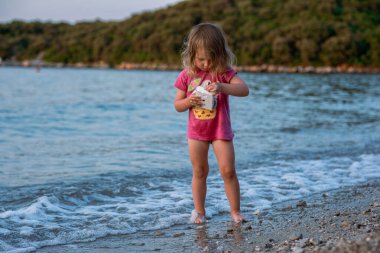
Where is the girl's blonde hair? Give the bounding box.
[181,23,236,76]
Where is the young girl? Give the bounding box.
[174,23,249,224]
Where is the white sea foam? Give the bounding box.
[349,154,380,178]
[0,228,10,236]
[237,153,380,212]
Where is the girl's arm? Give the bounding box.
[174,89,202,112]
[207,75,249,97]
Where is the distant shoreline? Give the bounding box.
[1,61,380,74]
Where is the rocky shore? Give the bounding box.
[2,60,380,74]
[236,64,380,74]
[39,180,380,253]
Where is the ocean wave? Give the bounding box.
[1,153,379,252]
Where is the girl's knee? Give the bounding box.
[192,166,209,179]
[220,167,237,181]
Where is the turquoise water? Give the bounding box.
[0,67,379,252]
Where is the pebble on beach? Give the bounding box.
[296,200,307,208]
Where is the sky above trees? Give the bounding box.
[0,0,183,23]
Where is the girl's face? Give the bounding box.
[194,48,212,72]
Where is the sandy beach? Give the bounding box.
[38,179,380,253]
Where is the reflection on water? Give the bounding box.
[194,223,245,251]
[231,224,244,246]
[195,225,209,250]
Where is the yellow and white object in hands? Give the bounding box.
[193,86,216,110]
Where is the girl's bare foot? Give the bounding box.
[231,211,246,223]
[190,210,206,224]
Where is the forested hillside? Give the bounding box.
[1,0,380,68]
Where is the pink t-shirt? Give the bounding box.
[174,68,237,141]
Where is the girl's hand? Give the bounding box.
[188,93,203,107]
[206,82,222,95]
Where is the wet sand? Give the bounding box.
[39,180,380,252]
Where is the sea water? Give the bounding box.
[0,67,379,252]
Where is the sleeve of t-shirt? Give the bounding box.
[222,68,238,83]
[173,69,189,92]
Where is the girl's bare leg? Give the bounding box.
[212,140,245,223]
[188,139,210,223]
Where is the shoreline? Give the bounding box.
[38,180,380,252]
[1,62,380,74]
